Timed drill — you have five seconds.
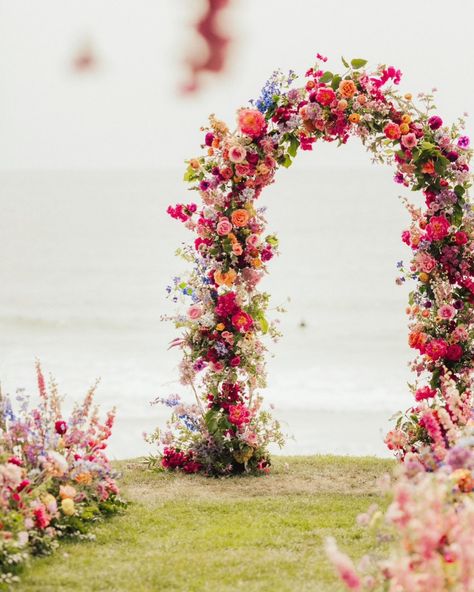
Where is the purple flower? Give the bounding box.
[458,135,470,149]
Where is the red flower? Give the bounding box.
[7,457,22,467]
[231,311,254,333]
[445,344,463,362]
[228,404,251,427]
[424,339,448,361]
[55,420,68,435]
[315,87,336,106]
[230,356,241,367]
[454,231,468,245]
[384,122,401,140]
[34,506,51,530]
[215,292,240,317]
[426,215,450,242]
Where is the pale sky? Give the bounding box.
[1,0,473,170]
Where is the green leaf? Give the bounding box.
[259,316,269,335]
[204,410,220,435]
[288,135,300,158]
[454,185,466,198]
[351,58,368,69]
[341,56,350,68]
[319,71,333,83]
[281,154,293,168]
[331,74,342,91]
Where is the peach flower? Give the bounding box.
[237,108,266,138]
[216,217,233,236]
[187,305,203,320]
[231,209,250,227]
[338,79,357,98]
[214,269,237,286]
[228,144,247,164]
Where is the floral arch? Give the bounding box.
[154,55,473,476]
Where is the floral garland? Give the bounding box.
[0,363,125,588]
[156,55,473,476]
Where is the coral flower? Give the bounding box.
[401,133,417,149]
[231,310,254,333]
[228,403,251,427]
[231,209,250,227]
[384,122,401,140]
[338,79,357,98]
[216,217,233,236]
[214,269,237,287]
[237,108,266,138]
[421,160,435,175]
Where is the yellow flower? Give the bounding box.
[61,498,75,516]
[419,272,429,283]
[42,493,57,507]
[216,323,225,331]
[401,114,412,124]
[404,93,412,100]
[399,123,410,134]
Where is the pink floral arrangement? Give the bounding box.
[327,424,474,591]
[160,55,472,475]
[0,363,125,587]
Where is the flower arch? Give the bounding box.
[155,56,473,476]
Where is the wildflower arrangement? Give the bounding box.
[0,363,125,588]
[160,54,472,474]
[326,424,474,591]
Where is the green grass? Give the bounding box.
[20,455,394,592]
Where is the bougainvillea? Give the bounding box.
[0,363,125,588]
[158,54,472,475]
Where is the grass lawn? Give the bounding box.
[20,455,394,592]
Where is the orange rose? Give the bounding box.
[75,472,93,485]
[231,209,250,227]
[338,79,357,99]
[349,113,360,124]
[214,269,236,286]
[422,160,435,175]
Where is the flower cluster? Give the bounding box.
[0,363,125,588]
[327,424,474,591]
[160,54,472,473]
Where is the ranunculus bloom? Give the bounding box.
[187,304,203,320]
[216,217,233,235]
[428,115,443,130]
[401,133,417,149]
[408,331,428,351]
[424,338,448,361]
[55,420,67,435]
[231,310,254,333]
[231,209,250,227]
[426,215,450,241]
[230,356,241,367]
[454,231,468,245]
[338,79,357,98]
[384,122,401,140]
[228,144,247,164]
[246,234,260,249]
[438,304,456,320]
[445,343,463,362]
[315,87,336,106]
[237,108,266,138]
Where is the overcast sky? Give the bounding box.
[1,0,473,170]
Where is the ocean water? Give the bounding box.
[0,166,415,458]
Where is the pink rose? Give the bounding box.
[235,163,252,177]
[401,133,417,149]
[246,234,260,249]
[424,338,448,361]
[216,218,233,236]
[237,108,266,138]
[187,305,203,320]
[452,325,468,342]
[445,343,463,362]
[438,304,456,320]
[228,145,247,164]
[413,251,436,273]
